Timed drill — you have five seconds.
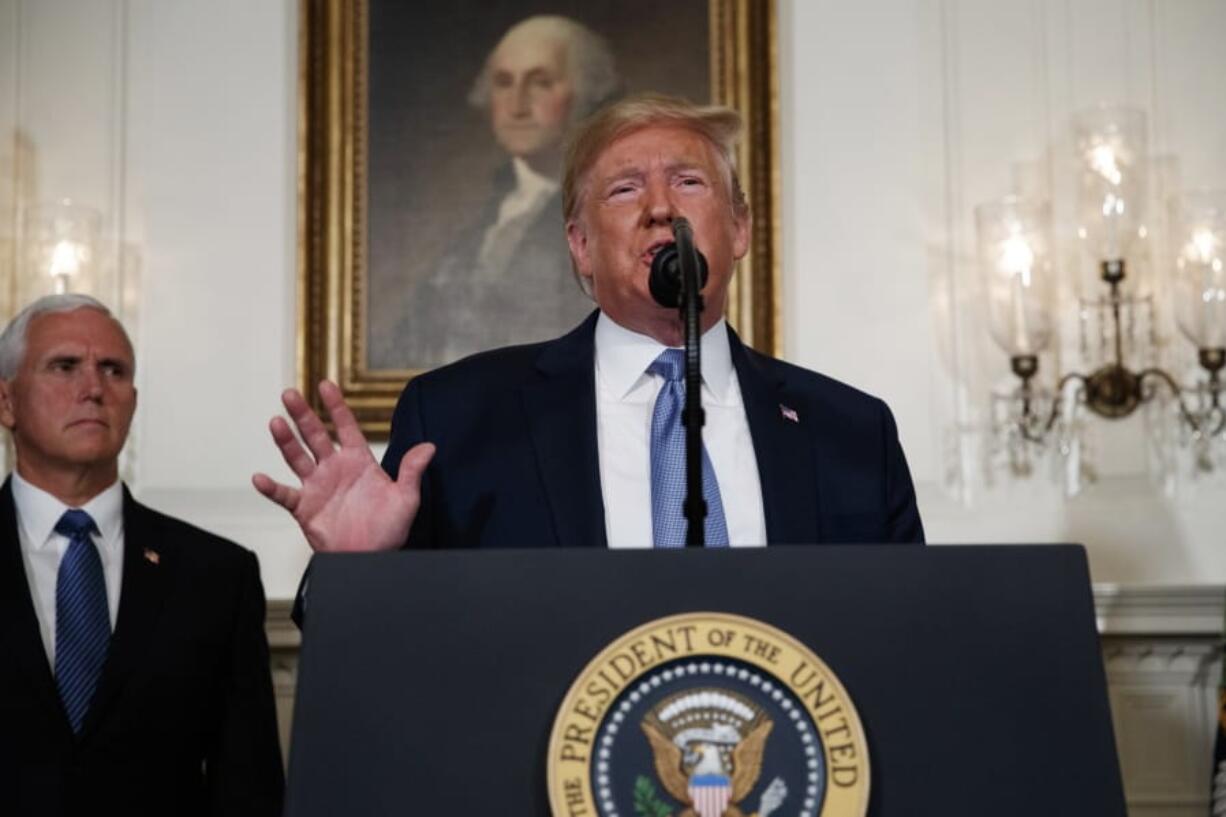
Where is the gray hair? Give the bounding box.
[468,15,621,121]
[0,294,133,379]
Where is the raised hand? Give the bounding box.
[252,380,435,552]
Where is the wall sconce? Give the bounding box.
[1169,190,1226,430]
[975,106,1225,485]
[27,199,101,295]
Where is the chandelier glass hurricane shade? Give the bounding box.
[974,105,1225,478]
[28,200,101,295]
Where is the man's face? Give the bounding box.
[566,124,750,345]
[487,30,576,161]
[0,308,136,479]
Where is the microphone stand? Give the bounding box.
[673,220,706,548]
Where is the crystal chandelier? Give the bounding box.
[974,105,1225,487]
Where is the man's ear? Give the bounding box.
[566,220,594,290]
[0,379,17,431]
[731,209,752,261]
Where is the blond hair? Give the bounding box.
[562,93,749,224]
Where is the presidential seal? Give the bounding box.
[547,613,869,817]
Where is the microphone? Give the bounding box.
[649,218,709,308]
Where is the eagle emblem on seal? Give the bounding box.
[640,688,789,817]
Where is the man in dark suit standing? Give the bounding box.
[255,94,923,555]
[0,295,284,815]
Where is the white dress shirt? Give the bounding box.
[14,472,124,667]
[594,312,767,548]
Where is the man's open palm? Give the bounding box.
[252,380,435,552]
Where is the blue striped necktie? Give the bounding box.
[648,349,730,548]
[54,509,111,734]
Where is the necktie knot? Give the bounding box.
[55,509,98,540]
[648,348,686,382]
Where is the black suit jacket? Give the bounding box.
[0,480,284,816]
[383,311,924,548]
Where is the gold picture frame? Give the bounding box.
[298,0,779,437]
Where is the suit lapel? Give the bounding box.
[729,329,823,545]
[0,478,71,736]
[521,312,607,548]
[80,489,173,739]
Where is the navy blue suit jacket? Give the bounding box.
[382,311,924,547]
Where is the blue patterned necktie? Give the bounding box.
[648,349,730,548]
[54,509,111,734]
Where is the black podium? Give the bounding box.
[285,545,1125,816]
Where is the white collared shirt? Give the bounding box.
[13,472,125,667]
[594,312,767,548]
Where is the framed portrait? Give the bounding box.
[299,0,779,436]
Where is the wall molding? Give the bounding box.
[267,598,300,650]
[1095,583,1226,637]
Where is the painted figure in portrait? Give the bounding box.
[380,16,618,366]
[364,4,710,373]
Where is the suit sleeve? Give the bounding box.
[381,377,437,549]
[206,550,285,816]
[880,402,926,544]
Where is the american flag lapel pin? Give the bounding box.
[143,548,160,565]
[780,404,799,423]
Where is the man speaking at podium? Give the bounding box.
[255,94,924,558]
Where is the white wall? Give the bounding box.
[121,0,307,594]
[1,0,1223,597]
